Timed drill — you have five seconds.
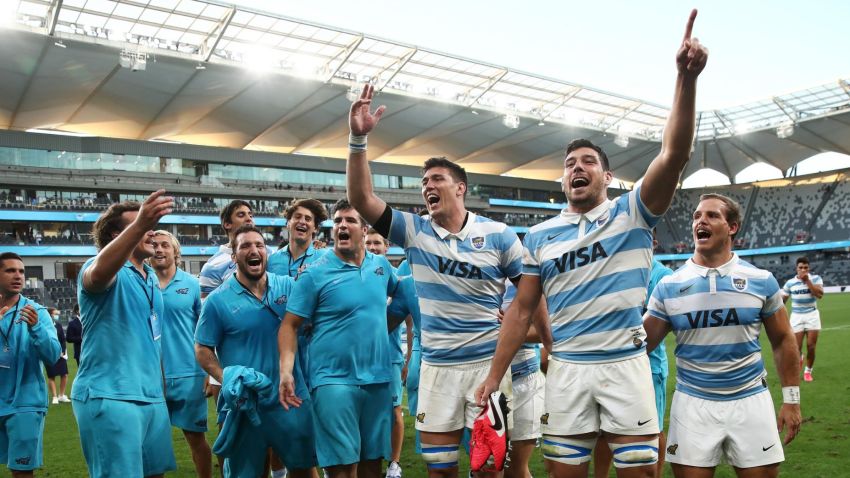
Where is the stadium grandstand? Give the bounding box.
[1,0,849,320]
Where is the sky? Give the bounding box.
[233,0,850,110]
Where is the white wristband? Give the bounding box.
[782,386,800,404]
[349,133,367,152]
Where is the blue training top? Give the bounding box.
[160,268,204,379]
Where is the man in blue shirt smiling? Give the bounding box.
[151,230,211,478]
[280,199,398,478]
[72,189,177,478]
[195,224,316,478]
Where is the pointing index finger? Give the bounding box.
[683,9,697,41]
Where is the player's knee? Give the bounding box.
[540,435,594,465]
[421,444,459,472]
[608,438,659,468]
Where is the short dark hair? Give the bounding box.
[565,139,610,171]
[699,193,743,238]
[332,198,366,226]
[92,201,141,250]
[366,228,389,245]
[423,157,468,195]
[229,224,265,251]
[796,256,810,266]
[285,199,328,226]
[220,200,253,228]
[0,252,23,268]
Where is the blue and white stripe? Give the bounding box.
[389,210,522,364]
[647,255,784,401]
[782,275,822,314]
[522,189,658,363]
[502,280,540,378]
[198,245,236,296]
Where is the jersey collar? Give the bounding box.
[432,212,476,241]
[560,198,612,225]
[688,253,739,278]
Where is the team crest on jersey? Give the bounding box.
[667,444,678,455]
[416,413,426,423]
[471,236,486,250]
[274,295,287,305]
[176,288,189,295]
[731,275,748,292]
[375,267,384,276]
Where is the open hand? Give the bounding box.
[349,83,386,136]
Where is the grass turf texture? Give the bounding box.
[4,294,849,477]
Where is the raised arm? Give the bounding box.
[640,9,709,215]
[347,83,389,225]
[763,307,802,445]
[83,190,173,292]
[475,275,543,405]
[278,312,304,410]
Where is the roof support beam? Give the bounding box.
[323,35,364,83]
[536,87,583,122]
[201,7,236,62]
[839,79,850,100]
[46,0,63,36]
[377,47,417,92]
[373,111,498,161]
[772,97,798,123]
[796,124,850,155]
[723,137,784,172]
[464,70,509,108]
[601,102,642,133]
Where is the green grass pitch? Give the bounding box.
[4,295,849,477]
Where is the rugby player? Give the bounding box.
[781,257,824,382]
[150,230,212,478]
[199,199,254,299]
[268,198,329,278]
[644,193,801,477]
[476,10,709,478]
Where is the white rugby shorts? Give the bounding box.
[790,309,821,333]
[511,370,545,441]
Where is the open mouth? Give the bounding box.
[294,224,308,233]
[426,193,440,206]
[247,257,262,267]
[571,177,590,188]
[695,228,712,241]
[338,231,351,241]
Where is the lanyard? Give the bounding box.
[1,296,22,348]
[234,276,277,317]
[136,270,155,315]
[287,249,309,278]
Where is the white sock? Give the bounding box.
[272,468,287,478]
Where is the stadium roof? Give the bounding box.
[1,0,849,183]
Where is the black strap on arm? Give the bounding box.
[373,204,393,238]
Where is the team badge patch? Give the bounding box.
[540,413,549,425]
[471,236,486,250]
[375,266,384,276]
[416,413,426,423]
[176,288,189,295]
[274,295,287,305]
[731,275,748,292]
[667,444,678,455]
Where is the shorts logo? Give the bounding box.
[633,337,643,348]
[667,444,678,455]
[416,413,426,423]
[274,295,287,305]
[176,288,189,295]
[471,236,486,250]
[195,419,208,427]
[375,267,385,276]
[15,456,31,465]
[731,276,748,292]
[540,413,549,425]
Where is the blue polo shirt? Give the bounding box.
[387,276,421,342]
[196,272,308,409]
[73,259,166,403]
[268,243,327,278]
[160,269,204,379]
[0,296,60,415]
[287,251,398,390]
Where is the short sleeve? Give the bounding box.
[632,187,661,229]
[500,227,523,280]
[388,209,422,249]
[286,270,319,324]
[198,264,220,296]
[387,278,411,319]
[646,282,670,322]
[761,274,784,318]
[195,296,223,347]
[521,232,540,276]
[813,275,824,286]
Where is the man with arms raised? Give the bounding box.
[476,10,708,478]
[0,252,61,478]
[781,257,824,382]
[150,230,212,478]
[644,194,801,477]
[348,84,537,476]
[195,224,316,478]
[279,199,398,478]
[73,190,177,477]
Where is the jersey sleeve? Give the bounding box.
[500,227,523,280]
[388,209,421,249]
[195,296,224,347]
[813,275,824,286]
[286,270,319,324]
[387,278,411,319]
[521,231,541,276]
[761,274,784,318]
[631,187,661,229]
[198,263,221,296]
[646,280,671,322]
[781,279,792,296]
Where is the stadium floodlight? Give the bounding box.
[733,121,754,135]
[502,113,520,129]
[195,63,206,70]
[776,123,795,139]
[54,40,66,49]
[119,49,147,72]
[614,134,630,148]
[538,120,545,126]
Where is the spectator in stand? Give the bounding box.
[44,307,70,404]
[66,304,82,366]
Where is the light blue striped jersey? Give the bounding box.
[199,245,236,296]
[522,189,658,363]
[388,210,523,364]
[782,275,823,314]
[646,255,784,401]
[647,260,673,376]
[502,280,540,378]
